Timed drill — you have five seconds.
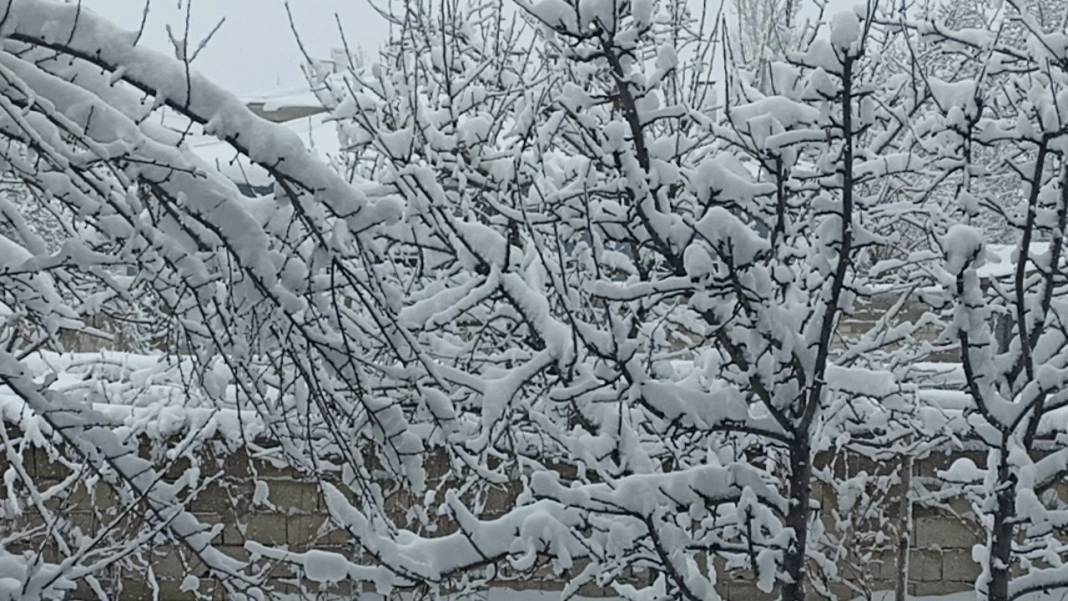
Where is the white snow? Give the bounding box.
[942,224,984,275]
[830,10,862,52]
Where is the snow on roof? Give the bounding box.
[241,87,325,112]
[141,90,336,190]
[185,112,340,189]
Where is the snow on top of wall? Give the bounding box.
[0,351,268,452]
[976,242,1052,279]
[2,352,1059,456]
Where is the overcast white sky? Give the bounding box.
[83,0,390,97]
[81,0,851,99]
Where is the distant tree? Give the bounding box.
[13,1,1068,601]
[0,1,410,598]
[731,0,801,92]
[909,2,1068,600]
[301,3,932,601]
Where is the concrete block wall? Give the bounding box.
[0,444,358,600]
[902,452,986,597]
[0,442,994,600]
[711,452,987,601]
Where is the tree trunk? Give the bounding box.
[783,444,813,601]
[895,451,913,601]
[988,452,1015,601]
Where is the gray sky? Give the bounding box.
[82,0,853,99]
[84,0,390,96]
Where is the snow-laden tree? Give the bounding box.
[0,0,431,598]
[296,2,934,600]
[730,0,803,93]
[4,1,1034,601]
[906,2,1068,600]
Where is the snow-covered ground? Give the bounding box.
[272,590,1068,601]
[867,594,1068,601]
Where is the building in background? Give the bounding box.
[160,84,338,196]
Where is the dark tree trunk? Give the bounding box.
[783,443,812,601]
[988,451,1015,601]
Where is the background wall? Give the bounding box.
[0,443,989,601]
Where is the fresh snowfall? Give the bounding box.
[2,1,1068,601]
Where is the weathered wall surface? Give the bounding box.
[1,444,990,601]
[1,445,350,600]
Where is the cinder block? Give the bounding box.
[60,481,118,510]
[576,580,614,597]
[287,514,348,548]
[72,574,118,601]
[220,450,253,478]
[824,581,874,601]
[260,478,319,514]
[218,544,250,563]
[152,545,203,580]
[186,512,223,544]
[281,578,356,598]
[873,553,900,582]
[33,449,74,480]
[111,574,156,600]
[863,580,897,595]
[484,482,521,517]
[155,579,199,601]
[912,496,973,518]
[384,489,418,515]
[224,512,288,546]
[813,481,835,513]
[908,550,942,582]
[913,580,972,596]
[725,580,778,601]
[149,549,225,601]
[161,455,194,480]
[942,549,980,582]
[249,455,294,479]
[914,516,979,549]
[189,479,252,514]
[16,506,95,536]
